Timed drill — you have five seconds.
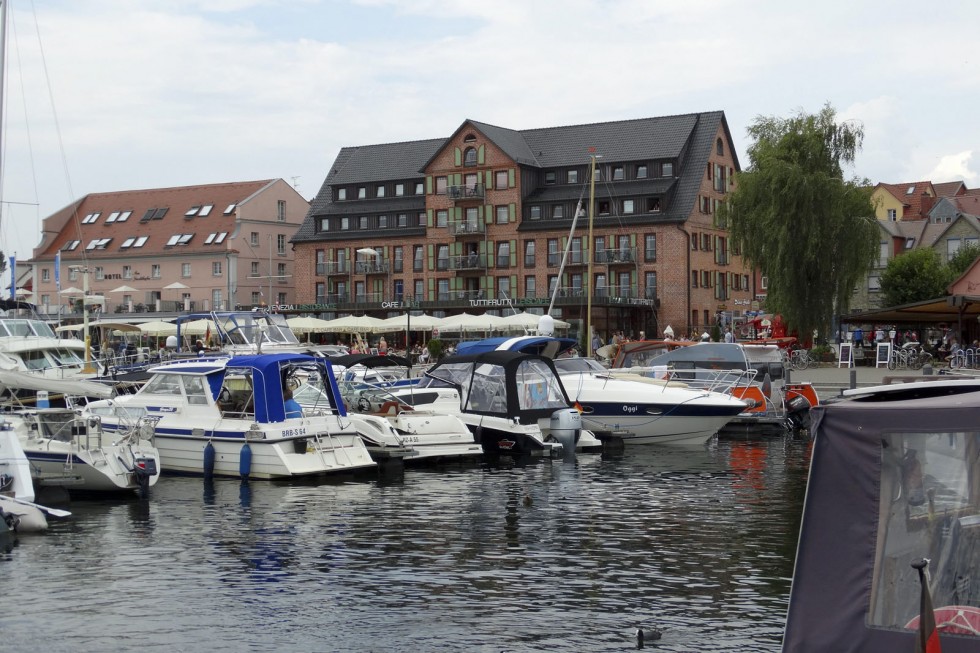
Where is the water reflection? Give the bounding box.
[0,438,810,652]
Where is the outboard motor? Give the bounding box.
[550,408,582,452]
[785,394,812,431]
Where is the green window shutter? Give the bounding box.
[508,168,516,188]
[510,239,517,267]
[510,275,517,293]
[485,170,493,188]
[478,240,486,255]
[427,244,434,271]
[454,147,462,166]
[485,205,493,225]
[455,173,463,186]
[477,205,484,222]
[509,203,516,222]
[486,277,495,294]
[427,277,434,302]
[427,209,434,228]
[488,241,495,268]
[478,145,485,165]
[455,206,462,221]
[426,175,433,194]
[630,233,637,247]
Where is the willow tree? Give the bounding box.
[723,104,879,340]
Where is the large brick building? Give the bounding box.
[292,112,753,340]
[28,179,308,317]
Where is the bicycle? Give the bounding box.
[787,348,816,370]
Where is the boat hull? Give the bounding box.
[113,427,376,480]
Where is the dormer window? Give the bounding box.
[223,204,236,215]
[86,238,112,250]
[906,185,915,195]
[716,138,724,156]
[337,188,347,201]
[62,240,81,251]
[166,234,194,247]
[81,212,101,224]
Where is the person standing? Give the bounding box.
[378,336,388,355]
[724,328,733,343]
[853,327,863,348]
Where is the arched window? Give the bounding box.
[463,147,477,167]
[716,138,724,156]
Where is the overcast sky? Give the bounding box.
[2,0,978,276]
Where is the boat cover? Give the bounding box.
[784,384,980,652]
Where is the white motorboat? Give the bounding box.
[84,352,376,480]
[455,336,747,446]
[0,308,94,383]
[307,353,483,463]
[0,369,160,495]
[610,340,819,434]
[405,349,604,456]
[0,420,48,532]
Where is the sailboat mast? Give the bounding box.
[585,153,597,358]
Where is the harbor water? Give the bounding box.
[1,437,811,652]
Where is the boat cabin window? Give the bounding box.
[51,348,84,366]
[869,431,980,635]
[515,360,567,410]
[141,374,183,396]
[467,364,508,413]
[216,373,255,417]
[22,350,51,370]
[182,376,209,405]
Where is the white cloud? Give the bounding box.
[926,151,977,185]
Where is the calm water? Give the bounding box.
[1,437,811,652]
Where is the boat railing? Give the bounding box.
[619,365,759,396]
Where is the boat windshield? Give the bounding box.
[0,319,56,338]
[514,359,567,410]
[553,357,606,374]
[222,313,300,346]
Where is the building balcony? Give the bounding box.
[353,292,384,304]
[436,289,485,302]
[594,248,636,264]
[547,251,589,267]
[447,184,485,201]
[449,220,485,236]
[318,261,350,276]
[450,254,487,271]
[354,261,390,275]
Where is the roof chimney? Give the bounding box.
[920,192,935,218]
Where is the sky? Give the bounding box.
[1,0,978,275]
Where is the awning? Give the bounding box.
[840,295,980,324]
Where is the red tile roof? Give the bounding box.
[36,180,274,262]
[951,194,980,216]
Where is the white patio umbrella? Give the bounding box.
[377,314,443,331]
[321,314,386,334]
[109,285,139,294]
[58,286,83,295]
[178,318,217,336]
[163,281,189,290]
[498,311,571,332]
[286,316,335,342]
[437,312,506,333]
[138,320,178,337]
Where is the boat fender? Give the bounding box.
[239,443,252,480]
[203,442,216,478]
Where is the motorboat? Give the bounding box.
[0,368,160,495]
[84,352,376,480]
[0,419,48,532]
[407,349,604,456]
[295,353,483,464]
[0,309,94,383]
[456,336,747,446]
[784,378,980,652]
[610,340,819,434]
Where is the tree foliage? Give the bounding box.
[723,104,879,339]
[947,242,980,279]
[879,248,950,306]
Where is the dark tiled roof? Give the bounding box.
[315,196,425,217]
[36,180,276,261]
[326,138,444,186]
[296,111,732,240]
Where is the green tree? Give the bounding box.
[723,104,879,340]
[879,248,950,306]
[947,242,980,279]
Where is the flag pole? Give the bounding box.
[912,558,942,653]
